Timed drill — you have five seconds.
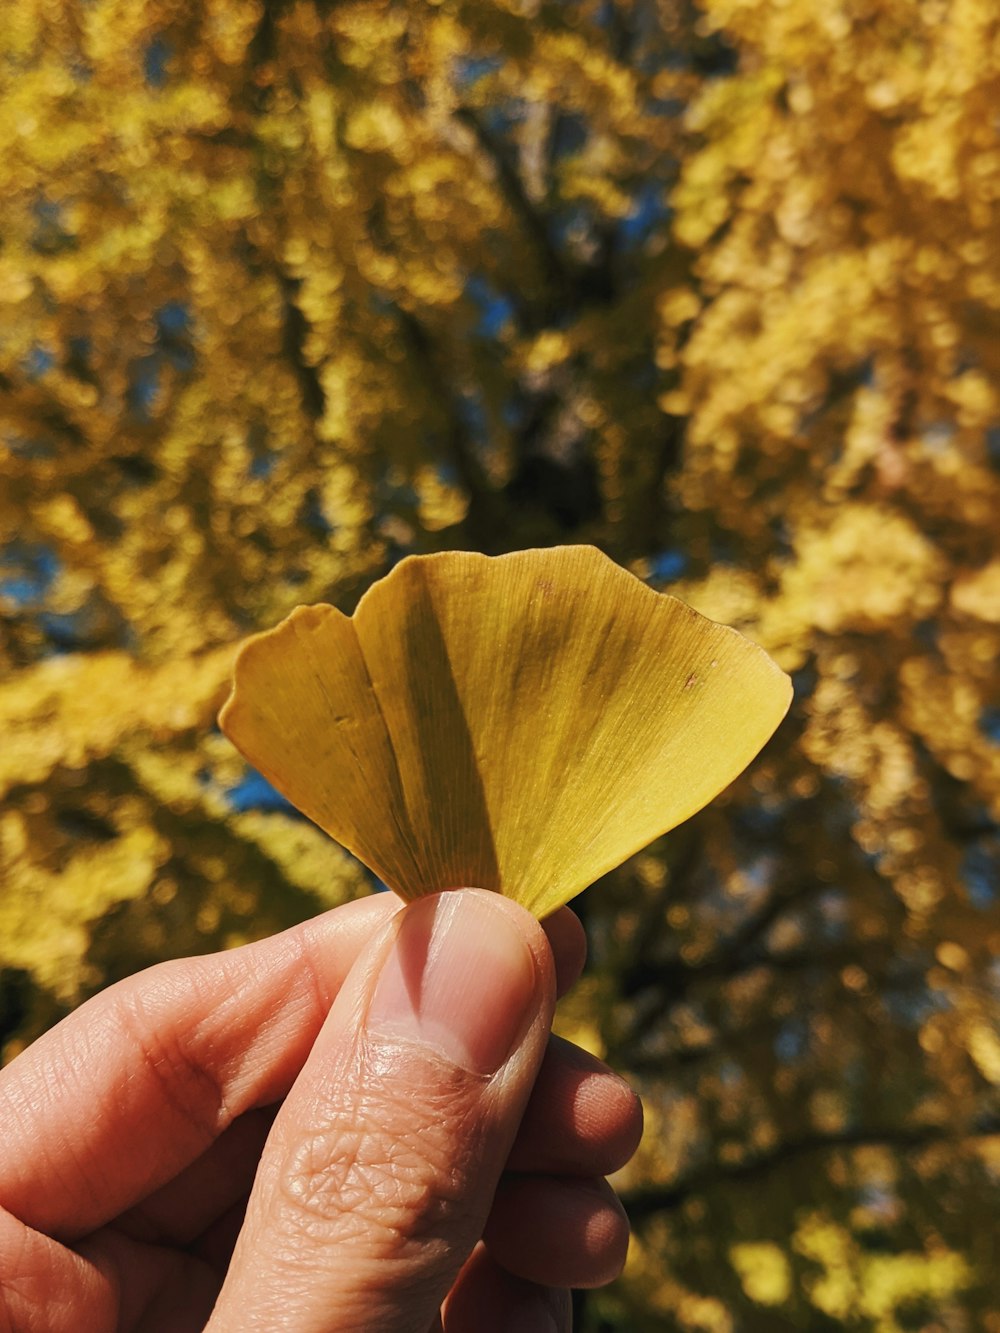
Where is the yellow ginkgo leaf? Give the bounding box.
[219,546,792,917]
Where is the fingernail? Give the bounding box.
[367,892,537,1075]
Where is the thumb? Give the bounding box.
[208,889,555,1333]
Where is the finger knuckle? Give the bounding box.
[107,972,225,1141]
[278,1079,480,1256]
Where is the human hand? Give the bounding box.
[0,889,641,1331]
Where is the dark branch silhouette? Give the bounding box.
[623,1114,1000,1222]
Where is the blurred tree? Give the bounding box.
[1,0,998,1328]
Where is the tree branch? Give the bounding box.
[391,305,510,547]
[621,875,821,1033]
[454,105,572,313]
[623,1115,1000,1222]
[276,270,326,422]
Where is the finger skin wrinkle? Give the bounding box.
[274,1077,481,1260]
[262,923,350,1075]
[0,1206,114,1333]
[296,916,356,1015]
[109,978,230,1145]
[0,1029,115,1226]
[0,1219,32,1333]
[243,1070,487,1333]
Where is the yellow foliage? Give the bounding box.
[0,647,235,797]
[551,973,606,1060]
[0,824,165,997]
[794,1211,972,1332]
[2,0,999,1326]
[777,506,945,638]
[729,1242,792,1306]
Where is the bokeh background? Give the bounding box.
[2,1,999,1328]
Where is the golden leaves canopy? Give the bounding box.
[2,1,998,1328]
